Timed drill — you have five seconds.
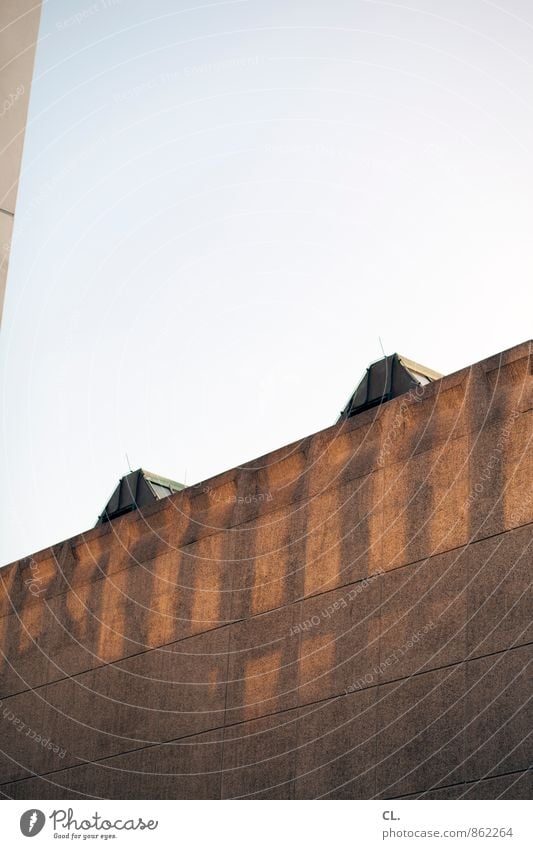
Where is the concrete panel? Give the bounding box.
[377,548,468,682]
[480,351,532,422]
[230,504,303,621]
[303,418,382,493]
[0,527,236,696]
[0,675,97,784]
[152,531,236,640]
[468,410,533,542]
[381,436,469,572]
[299,471,383,598]
[85,626,229,751]
[225,605,299,724]
[295,581,381,705]
[0,627,229,784]
[466,526,533,657]
[463,343,532,435]
[0,602,58,699]
[0,522,132,620]
[397,770,532,800]
[0,729,223,799]
[231,470,382,619]
[375,663,467,798]
[294,690,377,799]
[377,378,468,467]
[462,645,532,782]
[221,708,303,799]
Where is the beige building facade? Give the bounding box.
[0,1,42,324]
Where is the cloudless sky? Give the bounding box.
[1,0,532,566]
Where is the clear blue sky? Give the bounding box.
[1,0,532,566]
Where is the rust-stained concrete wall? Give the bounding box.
[0,341,531,799]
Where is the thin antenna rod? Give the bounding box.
[125,453,132,472]
[378,336,387,358]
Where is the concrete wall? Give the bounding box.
[0,1,42,324]
[0,340,531,799]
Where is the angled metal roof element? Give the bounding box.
[338,354,442,421]
[96,469,185,525]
